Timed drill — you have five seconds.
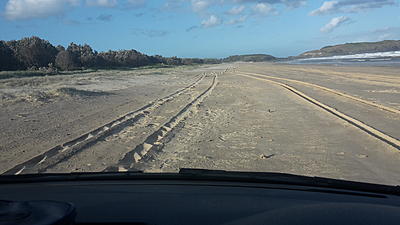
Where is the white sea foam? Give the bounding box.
[300,51,400,61]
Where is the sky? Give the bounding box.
[0,0,399,58]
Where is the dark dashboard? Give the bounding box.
[1,169,399,225]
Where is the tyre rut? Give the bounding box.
[3,73,207,175]
[104,72,220,172]
[238,73,400,151]
[239,71,400,114]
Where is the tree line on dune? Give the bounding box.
[0,36,222,72]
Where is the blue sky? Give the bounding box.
[0,0,399,58]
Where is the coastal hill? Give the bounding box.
[223,54,276,62]
[298,40,400,58]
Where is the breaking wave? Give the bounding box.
[299,51,400,61]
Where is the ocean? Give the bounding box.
[284,51,400,66]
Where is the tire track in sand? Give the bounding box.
[3,73,207,175]
[239,71,400,114]
[237,73,400,151]
[104,72,220,172]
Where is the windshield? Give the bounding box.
[0,0,399,186]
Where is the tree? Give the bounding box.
[66,43,98,68]
[0,36,224,72]
[97,49,153,68]
[182,58,204,65]
[6,36,58,69]
[79,44,97,68]
[164,56,182,65]
[56,45,65,52]
[66,43,82,68]
[55,50,80,70]
[0,41,19,71]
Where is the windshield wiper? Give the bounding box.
[0,168,399,196]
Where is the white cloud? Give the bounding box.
[226,15,247,25]
[191,0,210,13]
[320,16,350,33]
[233,0,306,8]
[252,3,274,15]
[3,0,148,20]
[310,1,338,16]
[4,0,78,20]
[310,0,396,15]
[86,0,117,7]
[201,14,221,27]
[227,5,245,15]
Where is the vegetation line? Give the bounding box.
[0,36,222,73]
[0,36,277,74]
